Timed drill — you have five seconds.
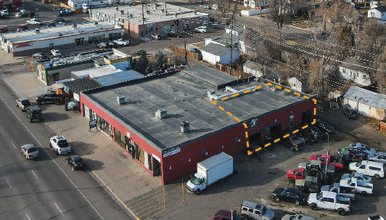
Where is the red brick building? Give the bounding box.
[80,65,316,184]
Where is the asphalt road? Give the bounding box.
[0,79,132,220]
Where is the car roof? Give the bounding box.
[54,135,67,140]
[242,200,262,209]
[27,105,41,110]
[19,98,29,101]
[22,144,35,149]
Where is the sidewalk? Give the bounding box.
[0,62,163,219]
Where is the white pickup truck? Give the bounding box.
[49,136,72,155]
[340,177,373,194]
[321,183,355,200]
[307,191,351,216]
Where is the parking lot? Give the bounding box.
[147,110,386,220]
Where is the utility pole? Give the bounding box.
[142,1,145,41]
[184,35,188,66]
[128,11,131,43]
[229,20,233,76]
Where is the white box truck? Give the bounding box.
[186,152,233,195]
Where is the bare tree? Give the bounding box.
[375,46,386,94]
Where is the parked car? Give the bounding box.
[348,143,376,155]
[307,192,350,216]
[16,98,32,111]
[240,200,275,220]
[195,26,208,33]
[302,125,324,143]
[31,52,47,60]
[341,172,372,183]
[281,214,315,220]
[315,120,335,133]
[17,24,28,31]
[213,210,243,220]
[54,7,66,11]
[343,104,357,119]
[340,177,373,194]
[46,21,56,27]
[151,33,161,40]
[113,38,130,46]
[272,187,308,205]
[0,27,8,33]
[96,42,108,49]
[66,100,80,111]
[190,48,201,55]
[282,133,305,151]
[53,17,65,23]
[294,176,321,193]
[349,160,385,179]
[36,93,65,105]
[21,144,39,160]
[167,30,186,38]
[15,12,22,17]
[369,216,385,220]
[66,155,85,170]
[368,152,386,164]
[107,41,118,48]
[51,49,61,57]
[131,49,145,56]
[27,18,43,25]
[0,9,9,16]
[203,5,211,9]
[25,105,42,122]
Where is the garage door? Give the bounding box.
[83,104,90,119]
[348,99,357,109]
[358,102,369,116]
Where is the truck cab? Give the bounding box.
[310,153,344,170]
[186,173,207,195]
[321,183,355,200]
[286,167,305,183]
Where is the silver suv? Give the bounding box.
[240,201,275,220]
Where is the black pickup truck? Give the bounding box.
[36,93,65,105]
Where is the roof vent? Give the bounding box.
[94,21,98,25]
[129,13,133,18]
[35,28,40,34]
[155,109,167,118]
[120,10,124,15]
[116,7,119,11]
[270,86,276,91]
[174,13,177,18]
[117,95,125,105]
[72,24,77,29]
[193,10,197,15]
[180,121,190,133]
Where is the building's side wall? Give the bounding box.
[202,51,216,65]
[369,107,386,120]
[288,77,302,92]
[162,98,315,184]
[46,62,96,85]
[338,66,371,86]
[10,29,123,56]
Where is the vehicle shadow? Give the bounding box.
[71,141,98,156]
[83,158,104,171]
[41,112,70,122]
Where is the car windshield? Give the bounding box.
[329,184,334,191]
[189,176,201,185]
[362,175,370,181]
[356,161,362,167]
[364,146,370,151]
[27,147,37,153]
[349,172,354,178]
[74,158,83,163]
[57,140,68,148]
[261,206,266,215]
[21,100,30,105]
[316,193,323,200]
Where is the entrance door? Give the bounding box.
[289,118,294,131]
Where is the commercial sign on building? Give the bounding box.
[162,146,180,158]
[14,42,33,48]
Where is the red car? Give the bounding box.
[0,27,8,33]
[17,25,28,32]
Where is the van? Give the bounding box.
[349,160,385,179]
[343,104,357,119]
[240,201,275,220]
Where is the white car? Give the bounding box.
[50,136,72,155]
[195,26,207,33]
[1,10,9,16]
[113,38,130,46]
[27,18,43,25]
[15,12,22,18]
[21,144,39,160]
[349,160,385,179]
[51,49,61,57]
[340,177,373,194]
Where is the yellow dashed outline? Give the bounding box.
[211,83,317,155]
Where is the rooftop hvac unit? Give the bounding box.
[174,13,177,18]
[94,21,98,25]
[193,10,197,15]
[117,95,125,105]
[155,109,167,119]
[72,24,77,29]
[35,28,40,34]
[180,121,190,133]
[120,10,124,15]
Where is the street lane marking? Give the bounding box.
[31,170,38,179]
[11,141,16,149]
[26,214,31,220]
[0,94,105,220]
[5,178,12,188]
[55,203,63,215]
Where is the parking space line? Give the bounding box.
[31,170,38,179]
[5,178,12,188]
[26,214,31,220]
[11,141,16,149]
[55,203,63,215]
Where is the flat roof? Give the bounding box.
[83,65,308,153]
[93,70,144,86]
[90,2,208,25]
[0,21,119,43]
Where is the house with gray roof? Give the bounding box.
[201,43,240,65]
[368,6,386,20]
[344,86,386,120]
